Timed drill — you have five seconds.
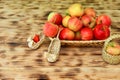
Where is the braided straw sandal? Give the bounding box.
[102,34,120,64]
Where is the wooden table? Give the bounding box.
[0,0,120,80]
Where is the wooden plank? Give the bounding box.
[1,43,120,68]
[0,67,120,80]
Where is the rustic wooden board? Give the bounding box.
[0,0,120,80]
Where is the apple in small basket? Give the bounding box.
[106,42,120,55]
[33,34,40,43]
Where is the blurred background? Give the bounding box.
[0,0,120,42]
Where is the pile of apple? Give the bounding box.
[43,3,111,41]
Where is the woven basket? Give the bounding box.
[60,40,105,47]
[102,34,120,64]
[49,37,105,47]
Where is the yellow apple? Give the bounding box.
[62,15,71,27]
[68,3,84,17]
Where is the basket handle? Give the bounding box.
[103,34,120,49]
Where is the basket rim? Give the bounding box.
[102,34,120,54]
[103,34,120,48]
[61,39,105,43]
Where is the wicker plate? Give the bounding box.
[60,40,105,47]
[49,37,105,47]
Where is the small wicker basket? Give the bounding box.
[102,34,120,64]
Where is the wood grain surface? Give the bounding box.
[0,0,120,80]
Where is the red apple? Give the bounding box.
[43,22,59,37]
[68,17,83,32]
[59,28,75,40]
[81,15,91,26]
[47,12,63,25]
[93,24,110,40]
[81,27,93,40]
[74,31,81,40]
[96,14,111,27]
[68,3,84,17]
[62,15,71,27]
[84,8,96,18]
[33,34,40,43]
